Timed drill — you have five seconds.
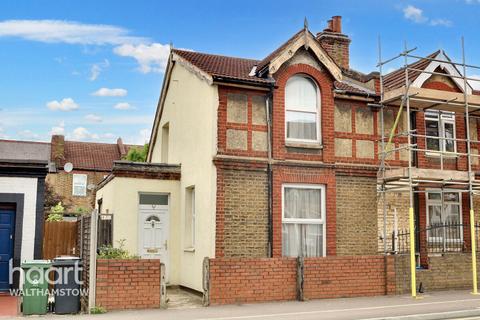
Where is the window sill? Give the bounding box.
[184,247,195,253]
[425,152,458,159]
[285,142,323,150]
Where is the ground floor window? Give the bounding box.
[282,184,325,257]
[426,190,462,243]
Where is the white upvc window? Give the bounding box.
[425,111,456,154]
[72,174,87,197]
[426,190,462,243]
[282,184,326,257]
[184,186,195,250]
[285,75,321,144]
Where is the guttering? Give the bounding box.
[212,76,274,90]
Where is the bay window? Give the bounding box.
[282,184,325,257]
[285,75,320,143]
[425,111,456,153]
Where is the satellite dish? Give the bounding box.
[87,184,96,191]
[64,162,73,173]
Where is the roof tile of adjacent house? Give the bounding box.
[383,51,440,91]
[50,135,140,171]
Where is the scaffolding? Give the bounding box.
[377,38,480,298]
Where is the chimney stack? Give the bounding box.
[51,135,65,168]
[316,15,351,69]
[117,137,127,158]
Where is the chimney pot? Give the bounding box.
[332,16,342,33]
[326,19,333,31]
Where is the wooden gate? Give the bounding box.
[43,221,78,259]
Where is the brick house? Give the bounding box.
[48,135,137,212]
[96,15,480,299]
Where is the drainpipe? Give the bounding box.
[266,84,274,257]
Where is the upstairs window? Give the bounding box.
[425,111,456,153]
[72,174,87,197]
[285,75,320,143]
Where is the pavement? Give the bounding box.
[4,290,480,320]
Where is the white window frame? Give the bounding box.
[425,111,457,156]
[284,75,321,145]
[184,186,195,251]
[425,189,463,243]
[281,184,326,257]
[72,174,87,197]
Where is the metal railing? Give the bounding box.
[392,223,480,254]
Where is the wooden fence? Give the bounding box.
[42,221,78,259]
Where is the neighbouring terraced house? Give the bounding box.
[95,16,480,301]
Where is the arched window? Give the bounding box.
[285,75,320,143]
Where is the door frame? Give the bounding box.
[137,192,170,276]
[0,195,24,289]
[0,206,15,291]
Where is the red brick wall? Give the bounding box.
[272,165,337,257]
[304,256,395,299]
[96,259,161,310]
[209,257,297,305]
[208,256,395,305]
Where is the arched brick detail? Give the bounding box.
[272,63,335,163]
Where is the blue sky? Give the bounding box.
[1,0,480,144]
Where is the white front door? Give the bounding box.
[138,194,169,279]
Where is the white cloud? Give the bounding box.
[403,5,452,27]
[113,43,170,73]
[430,19,452,27]
[124,128,151,145]
[85,114,102,123]
[0,20,146,45]
[18,129,40,139]
[89,59,109,81]
[113,102,133,110]
[71,127,99,141]
[46,98,79,111]
[92,87,127,97]
[403,5,427,23]
[0,19,175,74]
[50,121,65,135]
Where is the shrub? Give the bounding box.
[123,143,149,162]
[97,239,137,259]
[90,306,107,314]
[46,202,65,221]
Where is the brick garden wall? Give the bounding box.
[394,253,480,294]
[303,256,395,299]
[96,259,161,310]
[208,255,395,305]
[209,258,297,305]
